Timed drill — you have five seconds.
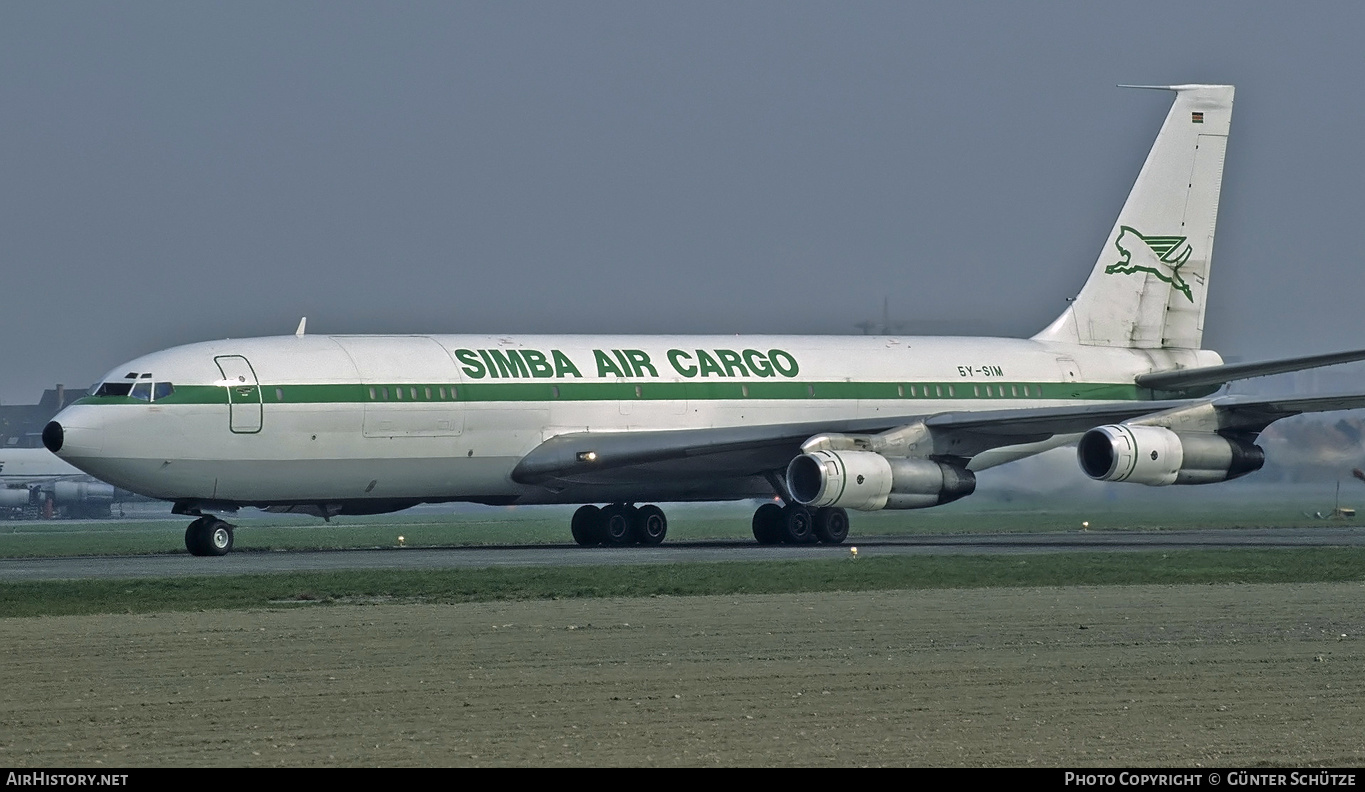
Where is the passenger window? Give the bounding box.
[153,382,175,401]
[425,387,432,400]
[129,381,152,402]
[275,388,284,402]
[439,387,447,400]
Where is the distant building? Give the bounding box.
[1,385,84,449]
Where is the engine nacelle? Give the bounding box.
[1077,424,1264,486]
[53,481,116,504]
[786,451,976,511]
[0,488,33,507]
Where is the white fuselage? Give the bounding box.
[0,447,87,485]
[48,333,1217,507]
[49,333,1217,509]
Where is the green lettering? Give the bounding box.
[612,349,634,378]
[743,349,773,377]
[552,350,582,378]
[477,349,500,379]
[624,349,658,378]
[594,349,625,378]
[488,349,529,378]
[455,349,486,379]
[769,349,799,377]
[521,349,554,378]
[715,349,748,377]
[668,349,696,378]
[696,349,725,378]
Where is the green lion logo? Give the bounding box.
[1105,226,1195,302]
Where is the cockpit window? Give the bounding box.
[89,378,172,399]
[92,382,133,397]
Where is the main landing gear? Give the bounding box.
[185,515,235,556]
[750,502,849,545]
[566,501,849,547]
[571,503,668,547]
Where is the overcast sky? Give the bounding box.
[3,2,1364,404]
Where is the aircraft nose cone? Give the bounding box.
[42,421,63,453]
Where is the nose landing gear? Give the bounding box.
[185,515,235,556]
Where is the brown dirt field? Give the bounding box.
[2,583,1363,767]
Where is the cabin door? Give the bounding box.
[215,355,263,434]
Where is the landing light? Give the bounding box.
[577,451,598,462]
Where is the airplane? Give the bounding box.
[40,83,1365,556]
[0,446,119,518]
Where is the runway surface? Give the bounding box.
[2,526,1363,581]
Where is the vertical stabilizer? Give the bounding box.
[1034,84,1233,349]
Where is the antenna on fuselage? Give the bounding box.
[295,317,307,338]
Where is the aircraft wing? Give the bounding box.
[1187,392,1365,433]
[1136,348,1365,391]
[511,393,1365,488]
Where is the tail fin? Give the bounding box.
[1034,84,1234,350]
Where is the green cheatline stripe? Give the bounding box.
[75,380,1150,406]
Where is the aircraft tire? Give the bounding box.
[781,505,816,544]
[601,504,636,546]
[205,519,235,556]
[814,507,850,544]
[571,505,604,547]
[752,503,784,545]
[632,504,668,546]
[184,517,210,556]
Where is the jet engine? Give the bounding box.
[53,481,116,504]
[786,450,976,511]
[0,488,32,507]
[1077,424,1264,486]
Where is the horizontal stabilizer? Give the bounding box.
[1136,348,1365,391]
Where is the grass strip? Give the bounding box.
[0,505,1351,558]
[2,547,1363,618]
